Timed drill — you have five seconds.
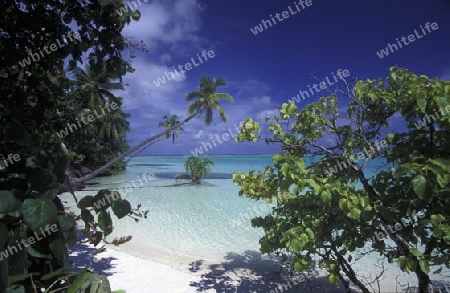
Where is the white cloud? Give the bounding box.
[122,0,206,52]
[251,95,273,106]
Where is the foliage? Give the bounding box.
[184,156,215,183]
[0,0,144,291]
[232,67,450,292]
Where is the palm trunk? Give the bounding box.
[72,107,204,185]
[124,136,164,163]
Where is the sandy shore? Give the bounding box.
[69,241,350,293]
[62,191,448,293]
[64,193,349,292]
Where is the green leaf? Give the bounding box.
[417,98,427,112]
[412,175,426,199]
[321,191,331,203]
[409,248,422,257]
[21,199,58,232]
[77,196,95,209]
[41,267,73,281]
[111,199,132,219]
[305,228,315,240]
[67,270,91,293]
[347,208,361,220]
[398,256,408,271]
[433,96,450,110]
[58,214,76,232]
[0,189,23,214]
[430,214,445,226]
[429,158,450,170]
[131,10,141,21]
[281,163,289,176]
[290,239,303,252]
[98,211,113,236]
[49,236,69,266]
[419,260,430,274]
[327,273,339,285]
[387,133,395,144]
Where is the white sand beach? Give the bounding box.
[69,241,353,293]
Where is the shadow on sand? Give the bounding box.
[188,250,356,292]
[68,237,117,277]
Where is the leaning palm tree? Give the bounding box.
[125,115,184,163]
[69,76,234,187]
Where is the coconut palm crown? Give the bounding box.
[186,76,234,126]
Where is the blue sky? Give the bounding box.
[117,0,450,155]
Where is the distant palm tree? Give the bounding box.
[183,156,215,184]
[159,115,184,144]
[74,76,234,184]
[125,114,184,162]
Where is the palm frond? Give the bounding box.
[186,91,202,101]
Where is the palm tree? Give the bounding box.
[183,156,215,184]
[71,64,124,108]
[159,115,184,144]
[125,115,184,163]
[70,76,234,186]
[186,77,235,125]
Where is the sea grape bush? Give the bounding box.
[233,67,450,293]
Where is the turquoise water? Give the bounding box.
[85,155,275,262]
[84,155,392,264]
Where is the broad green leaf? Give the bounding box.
[67,270,90,293]
[77,196,95,209]
[409,248,422,257]
[305,228,315,240]
[41,267,73,281]
[417,98,427,112]
[412,175,426,199]
[111,199,132,219]
[321,191,331,203]
[398,256,408,271]
[98,211,113,236]
[57,214,76,232]
[49,237,69,266]
[347,208,361,220]
[327,273,339,285]
[430,214,445,226]
[433,96,450,110]
[0,190,23,214]
[418,260,430,274]
[21,199,57,232]
[290,239,303,252]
